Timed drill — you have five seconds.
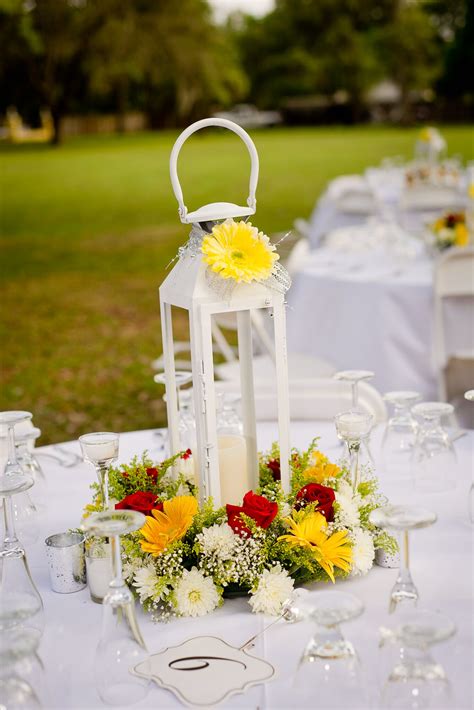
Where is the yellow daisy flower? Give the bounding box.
[278,511,352,583]
[140,495,198,557]
[201,219,279,283]
[455,223,469,247]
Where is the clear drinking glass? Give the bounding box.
[0,412,44,641]
[292,591,368,708]
[380,609,456,709]
[411,402,457,492]
[381,391,420,477]
[81,509,150,706]
[0,628,45,708]
[79,432,119,510]
[369,505,437,613]
[15,427,48,512]
[335,410,373,492]
[334,370,375,463]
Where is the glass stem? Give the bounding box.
[97,463,109,510]
[6,424,18,466]
[348,440,361,492]
[3,496,20,550]
[396,530,413,587]
[110,534,124,588]
[352,382,358,409]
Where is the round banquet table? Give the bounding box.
[286,247,473,400]
[23,423,473,709]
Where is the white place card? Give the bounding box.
[133,635,275,707]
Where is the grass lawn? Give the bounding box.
[1,124,473,443]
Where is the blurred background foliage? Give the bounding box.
[0,0,472,143]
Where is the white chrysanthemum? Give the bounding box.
[178,455,196,484]
[280,502,292,518]
[335,481,360,528]
[174,567,220,617]
[350,528,375,575]
[197,523,236,560]
[133,564,159,601]
[249,564,294,616]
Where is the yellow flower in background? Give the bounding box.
[419,127,431,142]
[201,219,279,283]
[140,496,198,556]
[455,223,469,247]
[303,450,341,483]
[278,511,352,583]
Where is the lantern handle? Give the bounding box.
[169,118,259,223]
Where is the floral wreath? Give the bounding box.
[84,440,396,619]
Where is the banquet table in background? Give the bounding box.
[23,423,473,709]
[286,246,473,399]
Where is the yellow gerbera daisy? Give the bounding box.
[201,219,279,283]
[278,511,352,583]
[140,495,198,556]
[455,223,469,247]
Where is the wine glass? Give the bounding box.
[0,411,44,641]
[380,391,420,477]
[380,609,456,709]
[411,402,457,492]
[369,505,437,613]
[81,509,150,706]
[335,410,373,492]
[292,591,368,708]
[79,432,119,510]
[0,628,45,708]
[334,370,375,462]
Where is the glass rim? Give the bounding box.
[79,432,119,444]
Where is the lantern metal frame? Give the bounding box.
[160,118,290,506]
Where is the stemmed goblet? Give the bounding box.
[334,370,375,462]
[380,391,420,477]
[0,628,45,709]
[335,410,373,492]
[369,505,437,613]
[334,369,375,410]
[293,591,368,708]
[81,509,150,706]
[380,609,456,709]
[79,432,119,510]
[411,402,457,492]
[0,411,44,640]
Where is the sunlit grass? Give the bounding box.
[1,125,472,442]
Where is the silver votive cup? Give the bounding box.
[375,546,400,568]
[45,532,87,593]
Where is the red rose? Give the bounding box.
[115,491,163,516]
[226,491,278,536]
[181,449,192,460]
[267,459,281,481]
[295,483,335,521]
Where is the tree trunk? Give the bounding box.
[50,106,62,145]
[116,77,129,134]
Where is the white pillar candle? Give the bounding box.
[218,435,250,505]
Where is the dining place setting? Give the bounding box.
[1,119,473,710]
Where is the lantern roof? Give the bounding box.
[159,249,276,312]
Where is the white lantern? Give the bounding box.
[160,118,290,506]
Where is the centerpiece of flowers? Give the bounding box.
[427,211,469,251]
[84,441,396,620]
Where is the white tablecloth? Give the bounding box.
[23,423,473,708]
[286,248,473,399]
